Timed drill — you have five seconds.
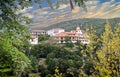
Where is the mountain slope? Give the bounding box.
[41,18,120,34]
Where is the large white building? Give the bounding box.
[53,27,90,44]
[29,27,89,44]
[47,28,65,36]
[31,30,46,36]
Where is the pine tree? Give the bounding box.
[94,21,120,77]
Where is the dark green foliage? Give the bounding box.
[46,52,83,76]
[28,43,83,76]
[38,35,49,42]
[30,43,58,58]
[64,37,74,48]
[29,55,39,72]
[83,61,94,75]
[0,0,37,76]
[0,38,31,76]
[66,67,79,77]
[38,65,50,77]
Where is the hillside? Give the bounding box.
[40,18,120,34]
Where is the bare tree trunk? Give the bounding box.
[69,0,74,10]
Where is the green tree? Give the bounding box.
[77,26,102,76]
[0,38,31,76]
[46,47,83,76]
[94,21,120,77]
[0,0,34,76]
[64,37,74,48]
[38,35,49,42]
[76,22,120,77]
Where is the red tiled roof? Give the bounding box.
[31,30,46,32]
[67,32,76,35]
[54,32,68,37]
[54,32,76,37]
[54,30,87,37]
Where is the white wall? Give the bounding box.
[29,37,38,45]
[47,29,65,36]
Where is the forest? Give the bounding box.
[42,18,120,35]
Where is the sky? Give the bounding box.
[27,0,119,12]
[22,0,120,28]
[23,0,120,16]
[35,0,120,7]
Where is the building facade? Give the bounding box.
[29,35,38,44]
[31,30,46,36]
[47,28,65,36]
[53,27,90,44]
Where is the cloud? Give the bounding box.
[58,4,68,10]
[72,6,80,13]
[25,0,120,28]
[32,9,49,15]
[85,0,99,5]
[115,5,120,9]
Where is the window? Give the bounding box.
[61,37,63,39]
[54,30,58,33]
[61,40,63,43]
[72,37,74,40]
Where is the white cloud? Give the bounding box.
[58,4,68,10]
[85,0,99,5]
[72,6,80,13]
[32,9,49,15]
